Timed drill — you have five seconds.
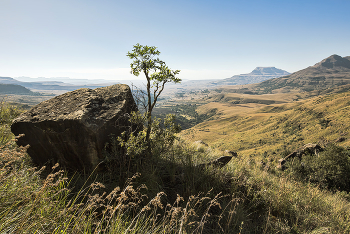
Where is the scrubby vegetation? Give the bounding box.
[286,144,350,192]
[153,104,218,129]
[1,100,350,233]
[0,99,22,145]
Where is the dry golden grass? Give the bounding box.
[2,136,350,233]
[181,90,350,161]
[2,95,350,233]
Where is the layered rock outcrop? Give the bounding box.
[11,84,139,171]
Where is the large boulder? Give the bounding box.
[11,84,140,171]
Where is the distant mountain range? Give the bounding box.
[0,76,117,92]
[1,67,289,95]
[14,77,117,85]
[209,67,290,86]
[0,76,149,94]
[178,67,290,90]
[3,54,349,96]
[256,54,350,93]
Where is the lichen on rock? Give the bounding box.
[11,84,139,171]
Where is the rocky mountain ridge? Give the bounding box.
[313,54,350,69]
[255,54,350,93]
[210,67,290,86]
[250,67,290,76]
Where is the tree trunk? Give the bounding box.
[145,70,152,155]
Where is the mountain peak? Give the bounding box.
[313,54,350,69]
[250,67,290,76]
[212,67,289,86]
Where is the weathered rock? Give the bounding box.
[224,150,238,157]
[278,143,323,170]
[198,156,233,169]
[11,84,139,171]
[194,140,209,147]
[335,137,346,143]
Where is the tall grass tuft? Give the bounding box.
[0,99,21,145]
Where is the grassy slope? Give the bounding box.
[0,84,34,95]
[181,90,350,161]
[1,94,350,233]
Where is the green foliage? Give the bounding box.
[114,112,181,159]
[126,44,181,105]
[0,100,22,145]
[127,43,181,148]
[286,144,350,192]
[154,104,217,129]
[319,118,331,128]
[102,112,182,185]
[0,100,21,125]
[150,114,182,153]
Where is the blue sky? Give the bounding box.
[1,0,350,81]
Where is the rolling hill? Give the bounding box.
[181,89,350,160]
[178,54,350,159]
[255,54,350,93]
[0,83,39,95]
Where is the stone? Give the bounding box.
[198,156,233,169]
[11,84,140,171]
[278,143,323,170]
[335,137,346,143]
[224,150,238,157]
[194,140,209,147]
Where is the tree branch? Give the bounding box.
[151,80,167,111]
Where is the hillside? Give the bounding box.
[2,88,350,233]
[0,83,39,95]
[209,67,290,86]
[181,90,350,159]
[255,54,350,93]
[155,55,350,131]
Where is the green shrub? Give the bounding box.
[286,144,350,192]
[0,100,22,145]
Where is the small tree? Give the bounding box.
[127,43,181,149]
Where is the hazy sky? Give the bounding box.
[1,0,350,81]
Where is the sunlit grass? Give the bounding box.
[182,91,350,157]
[1,99,350,233]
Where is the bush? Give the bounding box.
[0,100,22,145]
[286,144,350,192]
